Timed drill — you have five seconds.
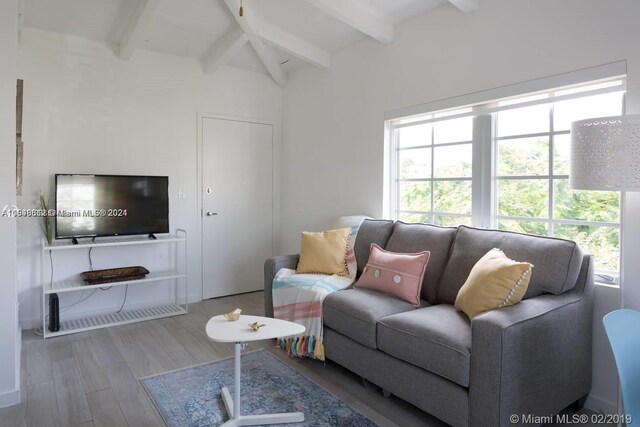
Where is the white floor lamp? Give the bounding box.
[570,114,640,308]
[570,114,640,419]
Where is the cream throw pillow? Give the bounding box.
[454,248,533,320]
[296,228,350,276]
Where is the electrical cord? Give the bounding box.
[34,285,123,336]
[89,245,112,290]
[34,288,98,336]
[61,289,98,312]
[116,285,129,313]
[36,241,114,336]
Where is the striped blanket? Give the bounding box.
[273,226,359,361]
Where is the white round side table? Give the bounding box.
[205,314,305,427]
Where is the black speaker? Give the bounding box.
[48,293,59,332]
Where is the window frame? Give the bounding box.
[385,63,627,280]
[491,97,623,229]
[393,116,474,226]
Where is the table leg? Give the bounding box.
[219,341,304,426]
[234,341,241,419]
[221,342,242,421]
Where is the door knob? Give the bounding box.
[205,211,218,216]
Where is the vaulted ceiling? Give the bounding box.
[22,0,478,86]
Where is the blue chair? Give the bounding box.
[603,309,640,424]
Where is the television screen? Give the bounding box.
[55,174,169,239]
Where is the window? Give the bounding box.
[394,112,473,226]
[388,77,625,274]
[494,86,623,272]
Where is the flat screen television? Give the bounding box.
[55,174,169,239]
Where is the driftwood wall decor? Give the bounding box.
[16,79,23,196]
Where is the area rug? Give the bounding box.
[140,349,380,427]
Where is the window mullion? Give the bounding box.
[430,125,435,223]
[548,104,555,237]
[391,127,399,220]
[472,114,492,228]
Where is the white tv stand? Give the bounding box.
[41,229,188,338]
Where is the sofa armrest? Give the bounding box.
[263,254,299,317]
[469,255,594,427]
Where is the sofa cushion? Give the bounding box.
[296,228,350,275]
[437,226,584,305]
[323,288,418,349]
[356,244,430,306]
[377,305,471,387]
[385,221,456,304]
[454,248,533,320]
[354,219,395,277]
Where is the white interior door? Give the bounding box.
[202,117,273,299]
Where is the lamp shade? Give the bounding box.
[570,114,640,191]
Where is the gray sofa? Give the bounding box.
[264,220,594,427]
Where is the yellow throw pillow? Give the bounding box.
[454,248,533,320]
[296,228,350,276]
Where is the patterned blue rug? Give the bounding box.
[140,349,380,427]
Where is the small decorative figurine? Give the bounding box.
[249,321,266,331]
[224,308,242,321]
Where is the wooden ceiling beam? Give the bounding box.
[119,0,160,60]
[201,27,248,75]
[447,0,479,13]
[303,0,394,44]
[222,0,286,86]
[256,22,330,69]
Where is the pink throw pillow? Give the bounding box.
[355,244,430,306]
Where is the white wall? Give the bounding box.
[17,28,282,327]
[281,0,640,413]
[0,0,20,409]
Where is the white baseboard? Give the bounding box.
[0,389,20,409]
[585,393,617,415]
